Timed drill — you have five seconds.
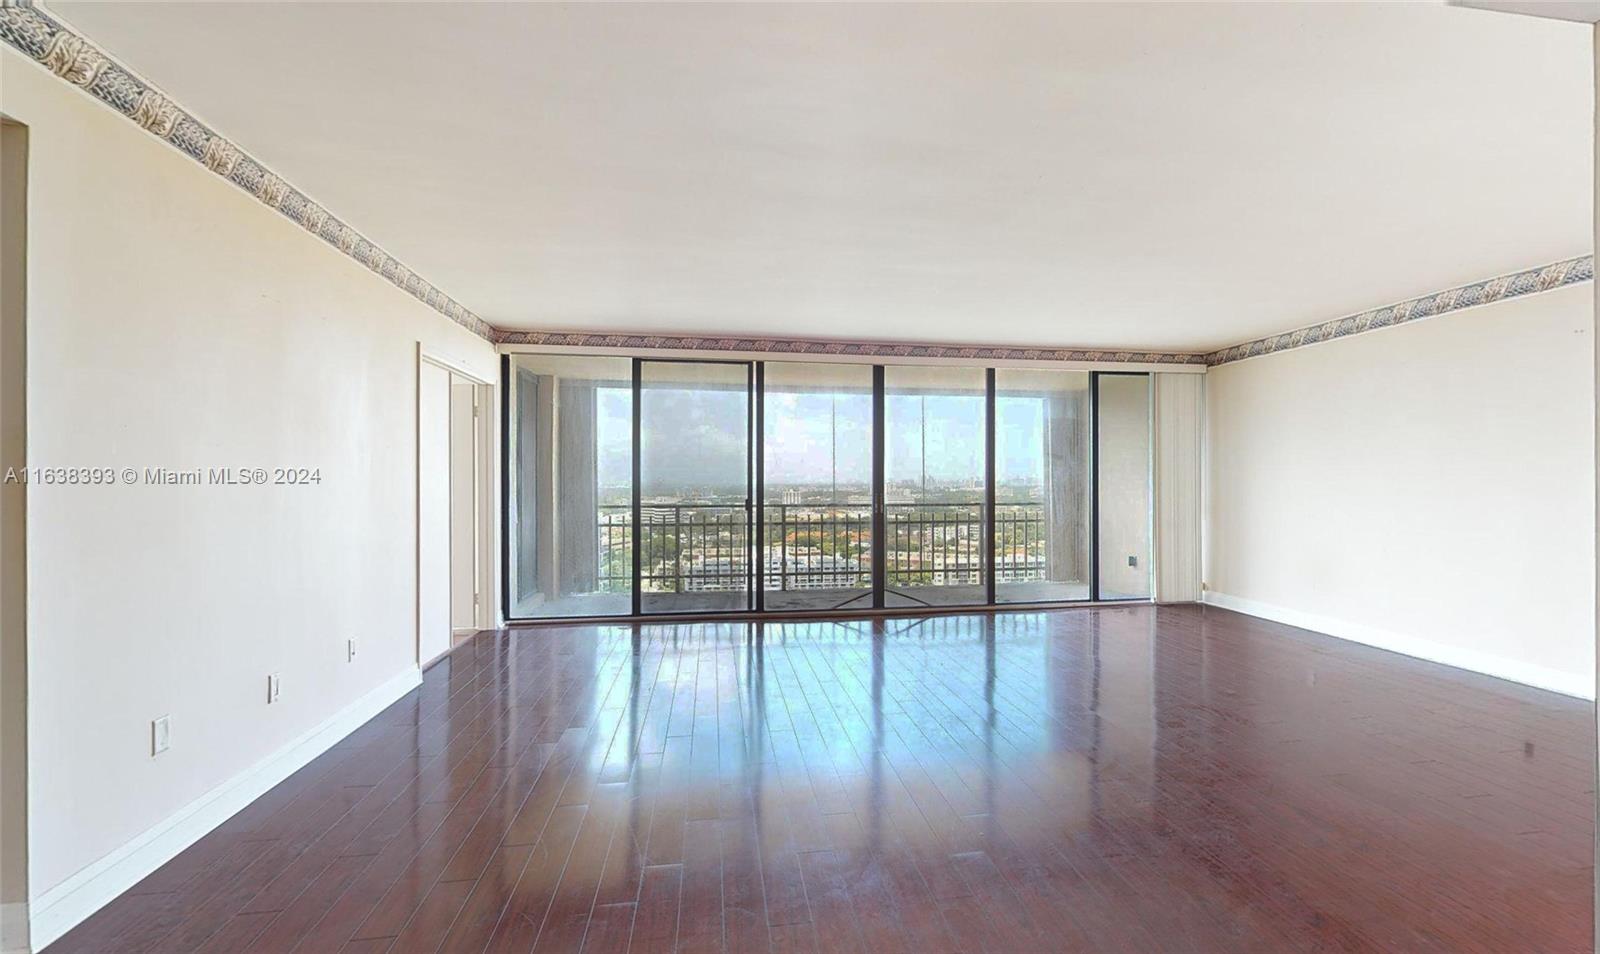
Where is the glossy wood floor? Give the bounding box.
[49,605,1594,953]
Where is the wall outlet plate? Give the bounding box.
[267,672,281,704]
[151,715,171,756]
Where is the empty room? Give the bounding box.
[1,1,1596,952]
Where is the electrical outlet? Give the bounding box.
[151,715,171,756]
[1127,555,1137,567]
[267,672,281,704]
[347,638,357,663]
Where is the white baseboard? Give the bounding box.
[1,901,28,954]
[28,666,422,952]
[1203,592,1594,700]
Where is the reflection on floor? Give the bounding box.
[516,580,1095,618]
[52,606,1594,953]
[885,581,1093,607]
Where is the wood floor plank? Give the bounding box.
[435,843,536,953]
[675,816,726,954]
[581,901,638,954]
[627,864,683,954]
[242,853,376,954]
[482,803,589,954]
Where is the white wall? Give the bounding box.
[0,45,497,931]
[1206,282,1595,697]
[418,361,452,664]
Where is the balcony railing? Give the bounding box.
[597,502,1049,593]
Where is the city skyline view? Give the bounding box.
[596,385,1069,496]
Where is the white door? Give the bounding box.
[417,361,452,665]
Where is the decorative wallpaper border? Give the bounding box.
[1205,255,1594,366]
[2,3,1591,367]
[495,329,1208,365]
[0,2,495,342]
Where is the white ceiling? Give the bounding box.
[51,1,1592,352]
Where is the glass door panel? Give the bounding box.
[761,362,875,612]
[638,360,753,614]
[995,369,1091,603]
[1095,373,1152,600]
[505,354,634,619]
[883,365,988,607]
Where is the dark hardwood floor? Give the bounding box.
[48,605,1594,953]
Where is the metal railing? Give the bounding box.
[993,503,1050,583]
[765,504,872,591]
[597,501,1049,592]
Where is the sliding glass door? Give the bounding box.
[761,362,875,612]
[504,353,1155,619]
[882,365,989,608]
[995,369,1091,603]
[637,360,754,614]
[505,354,634,618]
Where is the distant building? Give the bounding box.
[765,550,863,589]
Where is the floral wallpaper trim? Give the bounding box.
[1206,256,1594,366]
[495,329,1208,364]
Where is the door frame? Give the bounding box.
[0,116,28,954]
[417,346,494,665]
